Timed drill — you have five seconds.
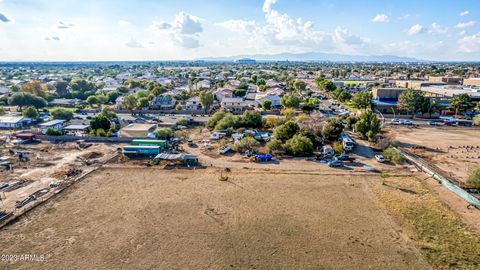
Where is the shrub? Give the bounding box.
[332,142,344,154]
[467,167,480,189]
[96,128,107,137]
[50,108,74,120]
[285,134,313,156]
[22,106,39,119]
[241,110,262,128]
[45,127,64,136]
[176,118,190,126]
[206,112,225,129]
[155,127,174,140]
[233,136,259,152]
[266,138,284,154]
[383,147,404,164]
[214,113,240,130]
[273,121,299,142]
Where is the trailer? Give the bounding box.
[122,145,162,157]
[131,139,167,148]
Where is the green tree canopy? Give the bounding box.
[50,108,74,120]
[22,106,39,119]
[261,100,272,110]
[154,127,174,140]
[90,115,111,131]
[274,121,300,142]
[281,93,300,108]
[449,93,472,116]
[351,91,373,110]
[8,92,47,109]
[285,134,314,156]
[241,110,262,128]
[355,110,381,141]
[397,89,429,115]
[199,90,214,111]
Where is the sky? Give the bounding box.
[0,0,479,61]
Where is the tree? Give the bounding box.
[274,121,299,142]
[0,106,5,115]
[281,93,300,108]
[285,134,313,156]
[45,127,64,136]
[233,136,259,152]
[176,104,183,110]
[22,106,38,119]
[206,112,226,129]
[69,78,96,100]
[123,94,137,111]
[86,95,99,106]
[397,89,428,116]
[215,113,240,130]
[50,108,74,120]
[106,91,120,103]
[99,107,117,120]
[293,80,307,92]
[351,91,373,110]
[383,147,404,164]
[266,138,285,154]
[199,91,214,112]
[8,92,47,109]
[154,127,174,140]
[55,81,69,97]
[315,78,336,92]
[241,110,262,128]
[321,117,344,142]
[136,97,149,109]
[261,100,272,110]
[449,93,472,116]
[355,110,381,141]
[20,80,48,98]
[467,167,480,189]
[90,115,111,131]
[474,115,480,126]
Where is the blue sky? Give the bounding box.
[0,0,479,61]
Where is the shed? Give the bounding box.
[119,123,157,138]
[154,153,198,165]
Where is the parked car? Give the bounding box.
[391,118,402,125]
[402,119,413,125]
[375,155,385,162]
[328,160,344,168]
[334,154,355,162]
[428,121,442,126]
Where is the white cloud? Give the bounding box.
[430,22,448,34]
[408,24,424,35]
[152,11,203,48]
[125,39,143,48]
[459,30,466,35]
[455,21,476,29]
[262,0,278,12]
[0,12,13,23]
[217,0,369,54]
[458,32,480,53]
[459,10,469,16]
[398,14,410,20]
[118,20,131,26]
[371,14,389,23]
[45,36,60,41]
[57,21,75,29]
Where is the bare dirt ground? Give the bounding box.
[0,167,430,270]
[0,142,117,212]
[385,126,480,183]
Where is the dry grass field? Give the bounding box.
[0,167,432,270]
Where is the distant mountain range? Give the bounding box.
[199,51,424,63]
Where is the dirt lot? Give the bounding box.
[386,126,480,183]
[0,167,430,270]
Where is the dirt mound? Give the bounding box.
[81,152,104,159]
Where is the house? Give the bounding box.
[49,98,85,107]
[119,123,157,138]
[214,88,233,102]
[463,78,480,88]
[221,97,248,113]
[255,94,282,109]
[115,96,124,109]
[183,96,201,110]
[63,124,90,136]
[0,116,31,129]
[38,119,66,134]
[150,96,176,110]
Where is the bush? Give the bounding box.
[355,111,381,141]
[241,110,262,128]
[233,136,259,152]
[22,106,39,119]
[96,128,107,137]
[332,142,344,154]
[206,112,225,129]
[176,118,190,126]
[474,115,480,126]
[50,108,74,120]
[176,104,182,110]
[266,138,285,154]
[214,113,240,130]
[383,147,404,164]
[261,100,272,110]
[285,134,313,156]
[273,121,299,142]
[467,167,480,189]
[45,127,64,136]
[155,127,174,140]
